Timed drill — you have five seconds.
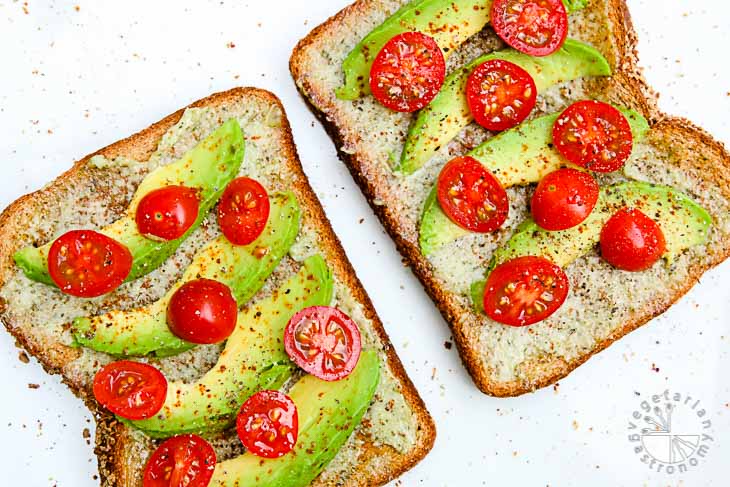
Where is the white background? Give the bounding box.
[1,1,729,486]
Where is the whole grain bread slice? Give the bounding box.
[290,0,730,397]
[0,87,435,486]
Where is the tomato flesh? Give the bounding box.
[553,100,633,173]
[466,59,537,131]
[93,360,167,420]
[531,168,599,231]
[236,390,298,458]
[284,306,362,381]
[369,31,446,113]
[217,177,270,246]
[437,156,509,233]
[491,0,568,56]
[47,229,132,297]
[483,256,569,326]
[600,208,666,271]
[143,434,216,487]
[167,278,237,344]
[136,186,200,241]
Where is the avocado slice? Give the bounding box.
[337,0,588,101]
[418,107,650,256]
[14,119,245,287]
[72,192,301,357]
[399,39,612,173]
[470,182,713,313]
[126,255,334,436]
[209,350,380,487]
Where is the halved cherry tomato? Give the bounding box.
[93,360,167,420]
[217,177,270,246]
[143,434,216,487]
[483,256,569,326]
[491,0,568,56]
[236,390,298,459]
[600,208,666,271]
[531,168,599,231]
[466,59,537,131]
[167,278,237,344]
[437,156,509,233]
[553,100,633,173]
[48,229,132,297]
[284,306,362,382]
[369,31,446,113]
[135,186,200,241]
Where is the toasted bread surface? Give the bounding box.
[0,87,435,485]
[290,0,730,396]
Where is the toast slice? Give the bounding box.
[0,87,435,485]
[290,0,730,396]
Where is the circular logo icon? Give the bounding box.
[627,390,714,474]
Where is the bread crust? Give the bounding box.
[290,0,730,397]
[0,87,435,485]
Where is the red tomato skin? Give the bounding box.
[284,306,362,382]
[167,279,237,344]
[143,434,216,487]
[217,177,270,246]
[552,100,633,173]
[236,390,298,459]
[491,0,568,56]
[135,186,200,241]
[48,229,133,298]
[600,208,666,271]
[369,31,446,113]
[93,360,167,421]
[466,59,537,131]
[437,156,509,233]
[531,168,599,231]
[483,256,569,327]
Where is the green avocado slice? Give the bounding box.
[337,0,588,101]
[72,192,301,357]
[470,182,713,314]
[126,255,333,436]
[337,0,490,100]
[14,118,245,287]
[399,39,611,173]
[418,107,650,256]
[209,350,380,487]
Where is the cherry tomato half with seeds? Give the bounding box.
[167,278,237,344]
[236,390,298,459]
[217,177,270,246]
[600,208,666,272]
[369,31,446,113]
[284,306,362,382]
[483,256,569,326]
[48,229,132,298]
[552,100,633,173]
[466,59,537,131]
[531,168,599,231]
[437,156,509,233]
[491,0,568,56]
[135,186,200,241]
[142,434,216,487]
[93,360,167,420]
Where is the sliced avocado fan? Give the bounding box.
[419,107,650,256]
[399,39,612,173]
[337,0,588,101]
[209,350,380,487]
[126,254,333,437]
[470,181,712,314]
[14,118,245,287]
[72,192,301,357]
